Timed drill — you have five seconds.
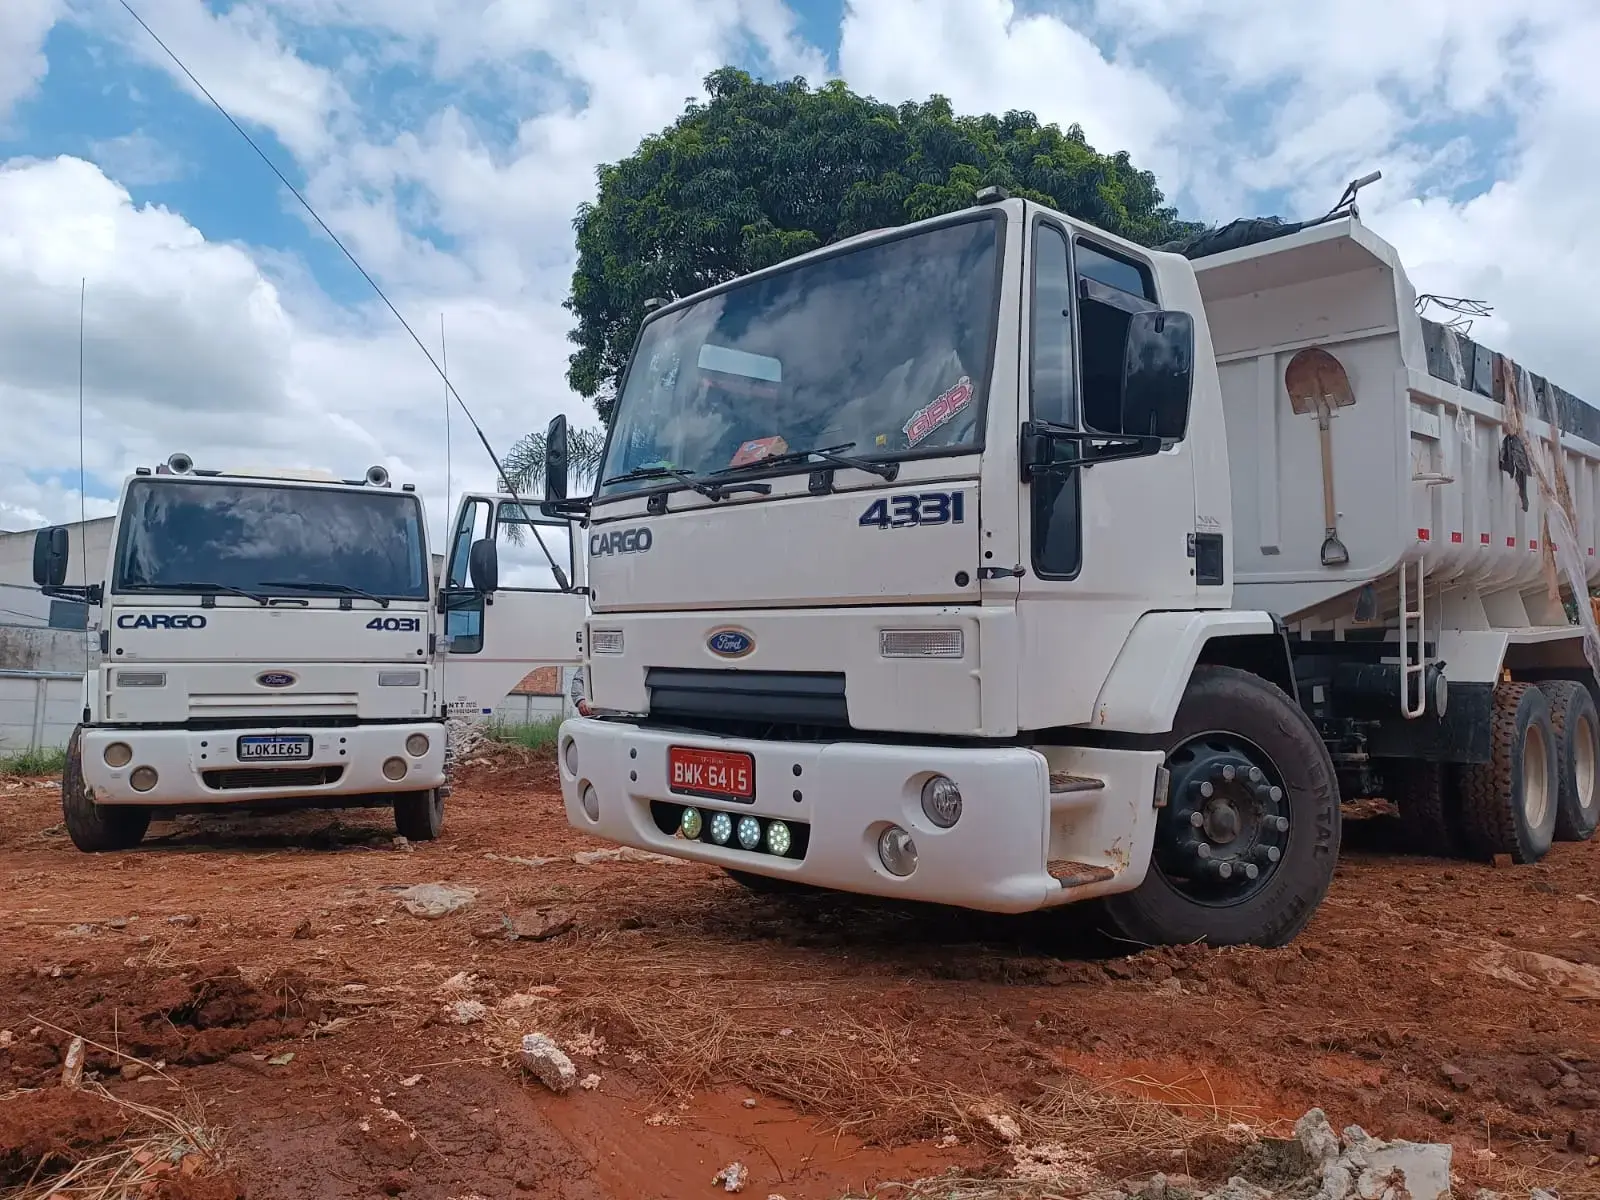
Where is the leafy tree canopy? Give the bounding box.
[564,67,1201,423]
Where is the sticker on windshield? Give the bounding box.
[729,435,789,468]
[903,376,973,447]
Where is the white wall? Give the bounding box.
[0,670,81,756]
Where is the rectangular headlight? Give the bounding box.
[378,670,423,687]
[590,629,624,655]
[880,629,964,659]
[115,671,166,688]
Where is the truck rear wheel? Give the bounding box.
[1458,682,1557,863]
[394,789,445,841]
[1095,666,1340,949]
[1537,680,1600,842]
[61,726,151,853]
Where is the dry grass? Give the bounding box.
[1,1085,228,1200]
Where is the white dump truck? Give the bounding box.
[33,457,582,851]
[530,186,1600,947]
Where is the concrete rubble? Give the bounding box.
[519,1033,578,1094]
[1002,1108,1486,1200]
[711,1162,748,1193]
[391,883,477,919]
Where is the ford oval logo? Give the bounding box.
[256,671,296,689]
[706,628,754,659]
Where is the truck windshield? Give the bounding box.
[113,480,429,601]
[598,214,1003,495]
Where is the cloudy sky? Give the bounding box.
[2,0,1596,542]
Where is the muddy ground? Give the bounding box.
[5,751,1600,1199]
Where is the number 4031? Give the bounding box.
[367,616,421,631]
[858,492,965,530]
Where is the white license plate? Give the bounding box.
[237,735,314,762]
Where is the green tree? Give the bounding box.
[564,68,1202,422]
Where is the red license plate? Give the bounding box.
[668,746,754,800]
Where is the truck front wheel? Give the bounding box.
[61,726,151,853]
[393,789,445,840]
[1095,666,1341,949]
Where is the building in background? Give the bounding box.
[0,519,571,755]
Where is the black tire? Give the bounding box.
[60,726,151,853]
[1389,759,1468,858]
[724,869,817,896]
[1458,682,1557,863]
[394,789,445,840]
[1095,665,1341,949]
[1538,680,1600,842]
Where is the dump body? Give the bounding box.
[1199,219,1600,667]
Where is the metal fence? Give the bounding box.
[0,669,82,754]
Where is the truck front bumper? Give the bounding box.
[81,722,447,807]
[557,718,1165,914]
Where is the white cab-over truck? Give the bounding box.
[530,187,1600,947]
[34,456,583,852]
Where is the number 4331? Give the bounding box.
[858,492,965,529]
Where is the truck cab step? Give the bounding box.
[1047,859,1117,888]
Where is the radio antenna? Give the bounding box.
[78,278,90,679]
[115,0,571,590]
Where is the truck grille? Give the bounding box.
[201,766,345,791]
[645,668,848,728]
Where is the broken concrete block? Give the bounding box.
[711,1162,748,1193]
[520,1033,577,1093]
[1296,1109,1342,1164]
[448,1000,487,1025]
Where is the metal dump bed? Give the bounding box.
[1195,219,1600,665]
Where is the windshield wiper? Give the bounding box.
[601,465,771,500]
[124,581,269,605]
[260,580,391,608]
[716,441,898,481]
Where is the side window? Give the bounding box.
[1031,225,1075,427]
[1075,239,1156,434]
[493,502,574,593]
[446,498,490,588]
[1031,222,1082,579]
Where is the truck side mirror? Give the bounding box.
[33,526,68,588]
[1119,309,1194,442]
[544,414,569,503]
[468,537,499,594]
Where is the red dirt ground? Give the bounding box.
[5,752,1600,1198]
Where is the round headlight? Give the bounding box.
[877,824,918,877]
[920,775,962,828]
[406,733,430,757]
[103,742,133,768]
[765,820,792,856]
[580,784,600,822]
[737,816,762,850]
[679,807,703,840]
[382,756,408,781]
[129,766,158,793]
[709,811,734,845]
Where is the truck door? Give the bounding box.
[1015,213,1202,728]
[439,493,586,721]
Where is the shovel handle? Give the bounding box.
[1318,421,1337,528]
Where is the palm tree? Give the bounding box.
[499,424,607,497]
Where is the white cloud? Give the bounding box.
[88,130,185,186]
[0,0,64,125]
[111,0,350,159]
[839,0,1179,165]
